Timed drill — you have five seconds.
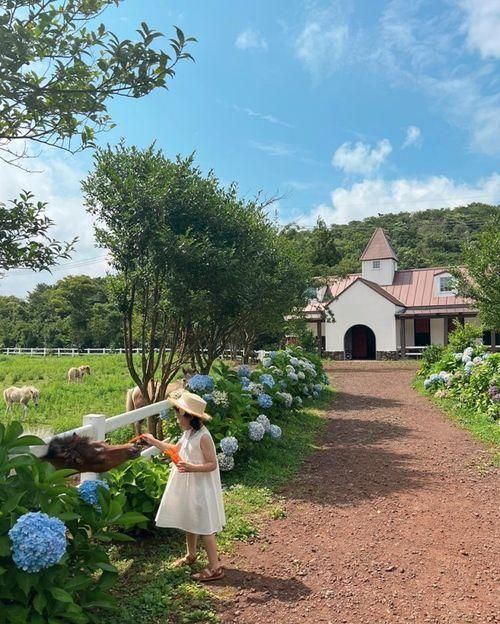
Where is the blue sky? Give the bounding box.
[2,0,500,296]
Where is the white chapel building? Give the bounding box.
[303,228,485,359]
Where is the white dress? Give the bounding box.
[155,426,226,535]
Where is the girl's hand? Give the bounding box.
[177,461,195,473]
[140,433,158,446]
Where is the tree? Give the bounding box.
[453,216,500,332]
[308,218,341,274]
[0,0,195,271]
[83,145,195,431]
[0,192,74,272]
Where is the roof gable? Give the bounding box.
[360,228,399,261]
[326,276,404,307]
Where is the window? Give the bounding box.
[439,276,453,293]
[415,318,431,347]
[372,260,381,269]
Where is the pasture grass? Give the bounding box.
[414,379,500,466]
[0,354,132,433]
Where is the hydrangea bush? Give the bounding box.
[0,421,147,623]
[162,349,328,472]
[420,329,500,421]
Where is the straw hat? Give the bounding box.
[167,390,212,421]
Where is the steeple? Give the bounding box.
[360,228,398,262]
[360,228,398,285]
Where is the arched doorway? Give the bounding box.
[344,325,376,360]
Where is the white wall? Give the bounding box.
[361,258,397,286]
[325,280,402,352]
[430,318,446,345]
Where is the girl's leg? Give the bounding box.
[201,534,220,570]
[186,532,198,558]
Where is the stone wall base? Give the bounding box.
[323,351,400,361]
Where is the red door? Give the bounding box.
[352,326,368,358]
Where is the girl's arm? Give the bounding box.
[178,434,217,473]
[140,433,181,452]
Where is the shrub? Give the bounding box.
[0,421,146,624]
[105,458,170,530]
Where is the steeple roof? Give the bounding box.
[360,228,398,261]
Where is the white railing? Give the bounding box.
[28,400,170,483]
[2,347,249,359]
[400,346,427,358]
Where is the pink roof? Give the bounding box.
[360,228,398,261]
[325,268,474,309]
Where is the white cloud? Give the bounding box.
[234,105,293,128]
[295,20,349,80]
[332,139,392,175]
[460,0,500,59]
[235,28,268,51]
[297,173,500,225]
[402,125,422,148]
[378,1,500,155]
[0,155,109,298]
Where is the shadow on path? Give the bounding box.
[332,391,403,411]
[218,567,311,604]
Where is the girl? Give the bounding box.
[141,390,226,582]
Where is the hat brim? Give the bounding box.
[167,395,212,421]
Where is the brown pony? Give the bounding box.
[43,433,145,473]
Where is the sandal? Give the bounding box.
[171,554,197,568]
[192,567,225,582]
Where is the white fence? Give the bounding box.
[2,347,247,360]
[29,400,170,483]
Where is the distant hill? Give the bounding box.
[283,203,500,276]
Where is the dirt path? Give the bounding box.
[214,361,499,624]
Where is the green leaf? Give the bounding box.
[49,587,74,603]
[0,535,11,556]
[33,591,47,614]
[117,511,148,526]
[10,435,45,447]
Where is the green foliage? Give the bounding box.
[447,321,483,352]
[452,216,500,331]
[420,344,446,376]
[0,421,147,623]
[0,0,195,157]
[283,203,500,276]
[105,459,170,531]
[0,192,75,272]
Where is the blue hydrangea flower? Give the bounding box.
[262,357,272,368]
[202,393,214,402]
[462,355,472,364]
[276,391,293,408]
[259,374,275,388]
[290,357,300,367]
[424,378,432,389]
[248,421,265,441]
[238,365,251,378]
[248,382,264,397]
[220,436,239,455]
[78,479,110,511]
[159,407,171,421]
[288,372,299,382]
[269,424,282,439]
[256,414,271,432]
[240,377,251,390]
[270,351,278,360]
[463,347,474,357]
[9,512,67,573]
[257,393,273,409]
[187,374,215,393]
[217,452,235,471]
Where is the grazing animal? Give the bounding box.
[43,433,143,473]
[67,365,91,383]
[3,386,40,416]
[125,369,194,412]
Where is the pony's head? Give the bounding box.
[26,386,40,406]
[80,365,91,375]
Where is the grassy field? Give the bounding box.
[0,354,141,434]
[1,354,335,623]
